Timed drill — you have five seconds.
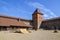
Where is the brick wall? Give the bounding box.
[32,12,43,30]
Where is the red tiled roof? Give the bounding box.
[0,14,32,21]
[20,18,32,22]
[0,15,32,28]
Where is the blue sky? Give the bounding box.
[0,0,60,20]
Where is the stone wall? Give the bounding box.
[42,19,60,30]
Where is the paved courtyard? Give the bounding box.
[0,30,60,40]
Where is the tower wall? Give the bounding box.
[32,9,43,30]
[37,14,43,29]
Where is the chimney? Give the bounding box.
[32,8,43,30]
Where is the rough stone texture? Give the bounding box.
[42,18,60,29]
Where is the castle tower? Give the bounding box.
[32,8,43,30]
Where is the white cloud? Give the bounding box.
[28,2,45,9]
[16,8,31,15]
[43,8,57,17]
[49,11,57,17]
[44,14,48,17]
[0,1,9,12]
[2,6,9,12]
[0,1,8,5]
[26,2,57,19]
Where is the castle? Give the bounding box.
[0,8,60,31]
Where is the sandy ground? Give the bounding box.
[0,30,60,40]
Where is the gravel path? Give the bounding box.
[0,30,60,40]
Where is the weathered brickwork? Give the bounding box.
[32,9,43,30]
[41,18,60,30]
